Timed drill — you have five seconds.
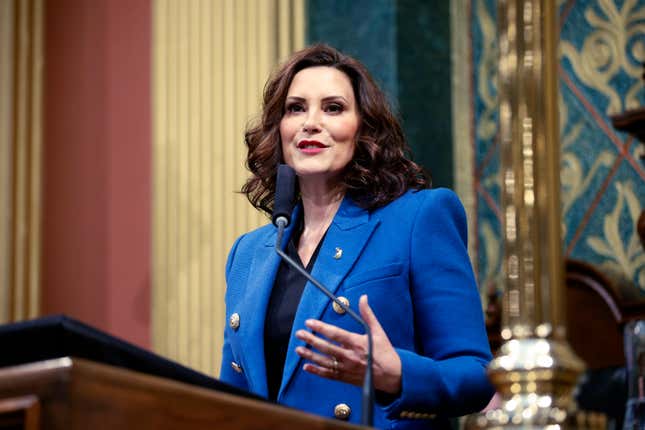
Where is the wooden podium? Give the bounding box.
[0,357,363,430]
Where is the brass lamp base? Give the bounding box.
[479,337,586,429]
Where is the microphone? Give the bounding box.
[272,164,297,228]
[272,164,374,427]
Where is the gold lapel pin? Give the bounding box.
[333,247,343,259]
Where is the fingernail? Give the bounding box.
[305,319,315,327]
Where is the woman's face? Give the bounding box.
[280,66,359,187]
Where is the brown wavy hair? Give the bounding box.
[242,44,430,215]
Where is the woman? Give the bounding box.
[220,44,494,429]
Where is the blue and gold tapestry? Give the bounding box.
[470,0,645,297]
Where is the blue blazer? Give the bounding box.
[220,189,494,429]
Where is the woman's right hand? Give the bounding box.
[295,294,402,394]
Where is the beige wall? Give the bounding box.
[152,0,305,376]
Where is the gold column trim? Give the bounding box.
[451,0,476,263]
[0,0,15,323]
[0,0,43,324]
[482,0,585,427]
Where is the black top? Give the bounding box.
[264,219,326,402]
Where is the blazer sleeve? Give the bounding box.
[219,235,250,391]
[380,189,495,418]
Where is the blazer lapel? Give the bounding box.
[238,206,300,397]
[278,197,379,398]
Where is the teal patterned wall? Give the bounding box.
[305,0,644,296]
[306,0,455,188]
[471,0,645,297]
[306,0,399,103]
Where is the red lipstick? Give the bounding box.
[297,140,328,154]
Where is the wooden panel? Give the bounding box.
[566,282,623,369]
[485,259,645,367]
[0,358,362,430]
[0,395,40,430]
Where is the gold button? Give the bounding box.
[231,361,243,373]
[333,247,343,259]
[334,403,351,420]
[229,313,240,330]
[332,296,349,314]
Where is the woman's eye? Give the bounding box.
[325,103,344,114]
[286,103,305,113]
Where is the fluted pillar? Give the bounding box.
[151,0,305,376]
[0,0,43,324]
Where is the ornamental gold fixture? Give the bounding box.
[480,0,586,428]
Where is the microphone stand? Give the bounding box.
[275,217,374,427]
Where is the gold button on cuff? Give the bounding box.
[332,296,350,315]
[231,361,243,373]
[334,403,351,420]
[229,313,240,330]
[400,410,436,420]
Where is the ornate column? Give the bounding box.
[485,0,585,427]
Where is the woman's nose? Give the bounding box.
[302,110,322,133]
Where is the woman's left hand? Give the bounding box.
[295,294,402,394]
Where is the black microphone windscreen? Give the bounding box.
[272,164,296,227]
